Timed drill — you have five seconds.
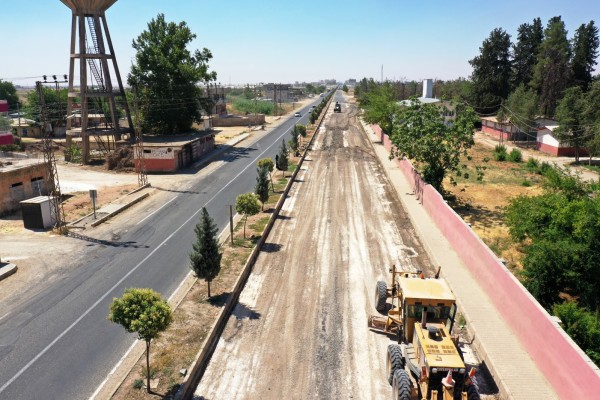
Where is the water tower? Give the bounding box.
[61,0,133,164]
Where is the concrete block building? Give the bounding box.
[0,158,48,215]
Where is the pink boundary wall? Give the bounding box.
[372,124,600,399]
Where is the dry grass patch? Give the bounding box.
[444,142,545,271]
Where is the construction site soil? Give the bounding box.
[194,100,495,399]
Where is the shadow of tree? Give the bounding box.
[261,242,282,253]
[154,186,200,194]
[446,196,504,228]
[233,302,261,320]
[207,292,230,307]
[66,231,149,248]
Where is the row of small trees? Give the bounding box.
[309,92,334,124]
[106,131,307,391]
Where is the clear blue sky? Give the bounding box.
[1,0,598,86]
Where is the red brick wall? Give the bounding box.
[537,142,588,157]
[0,133,14,145]
[134,158,178,172]
[481,125,511,141]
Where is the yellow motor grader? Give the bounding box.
[368,265,479,400]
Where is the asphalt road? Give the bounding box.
[0,96,327,400]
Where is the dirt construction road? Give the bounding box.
[194,96,435,398]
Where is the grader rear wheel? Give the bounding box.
[467,384,481,400]
[386,344,404,384]
[392,368,411,400]
[375,280,387,311]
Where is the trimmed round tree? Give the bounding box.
[296,123,307,138]
[236,193,261,238]
[190,207,222,297]
[257,157,275,192]
[107,288,173,393]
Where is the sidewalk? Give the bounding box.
[361,121,558,400]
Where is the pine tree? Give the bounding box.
[571,21,599,91]
[532,16,572,117]
[511,18,544,89]
[469,28,512,112]
[276,139,289,177]
[555,87,585,162]
[504,84,539,135]
[582,80,600,154]
[189,207,221,298]
[255,166,270,210]
[289,125,300,155]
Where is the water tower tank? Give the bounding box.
[60,0,133,164]
[60,0,118,14]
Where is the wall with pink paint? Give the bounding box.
[372,125,600,399]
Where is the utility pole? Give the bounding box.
[132,84,148,187]
[273,83,277,116]
[254,84,257,128]
[36,80,66,232]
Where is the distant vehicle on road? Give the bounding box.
[334,102,341,113]
[294,112,301,117]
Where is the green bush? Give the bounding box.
[508,148,523,163]
[521,179,531,187]
[539,161,553,175]
[0,144,21,152]
[493,144,507,161]
[553,302,600,366]
[65,144,82,163]
[525,157,539,171]
[133,379,144,390]
[494,150,507,161]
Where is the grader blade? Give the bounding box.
[368,315,388,332]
